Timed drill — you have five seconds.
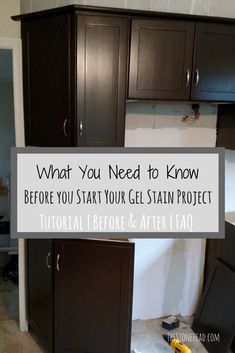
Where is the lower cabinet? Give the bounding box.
[27,239,135,353]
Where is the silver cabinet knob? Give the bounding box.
[56,254,60,272]
[79,121,83,137]
[186,68,190,87]
[63,118,68,137]
[46,251,51,269]
[195,69,200,87]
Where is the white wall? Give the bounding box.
[0,1,20,38]
[125,103,217,319]
[131,238,206,319]
[21,0,235,18]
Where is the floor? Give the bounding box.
[0,270,42,353]
[131,317,208,353]
[0,272,208,353]
[0,321,43,353]
[0,269,42,353]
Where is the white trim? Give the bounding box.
[0,37,28,332]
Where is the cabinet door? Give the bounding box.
[54,239,134,353]
[27,240,53,352]
[77,15,129,146]
[129,19,195,100]
[204,221,235,282]
[22,15,75,146]
[192,22,235,101]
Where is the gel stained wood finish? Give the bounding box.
[12,4,235,353]
[27,238,134,353]
[20,11,129,147]
[129,19,235,101]
[54,240,134,353]
[14,5,235,149]
[193,259,235,353]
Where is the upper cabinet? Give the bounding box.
[13,5,235,148]
[129,19,195,100]
[77,15,129,146]
[21,11,129,147]
[129,19,235,102]
[192,22,235,101]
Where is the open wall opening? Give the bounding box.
[0,48,18,322]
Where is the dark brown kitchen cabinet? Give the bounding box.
[192,22,235,101]
[27,240,54,352]
[27,239,134,353]
[22,15,74,147]
[21,11,129,147]
[129,19,195,100]
[77,15,129,146]
[129,19,235,102]
[200,223,235,352]
[13,6,235,353]
[15,8,133,353]
[54,239,134,353]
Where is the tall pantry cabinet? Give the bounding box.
[21,9,129,147]
[13,6,134,353]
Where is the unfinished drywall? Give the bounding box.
[125,102,217,319]
[0,1,20,38]
[20,0,235,18]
